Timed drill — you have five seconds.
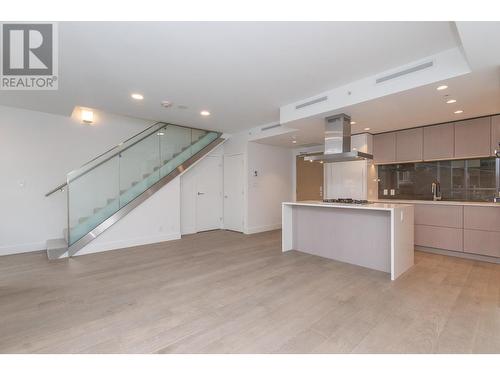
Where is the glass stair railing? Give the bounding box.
[59,122,221,255]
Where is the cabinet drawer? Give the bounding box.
[464,206,500,232]
[464,229,500,257]
[415,225,463,252]
[414,204,463,228]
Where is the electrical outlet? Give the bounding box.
[383,189,388,196]
[390,189,396,196]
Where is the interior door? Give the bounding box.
[296,155,324,201]
[195,155,223,232]
[224,154,244,232]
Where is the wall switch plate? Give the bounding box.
[383,189,388,196]
[390,189,395,196]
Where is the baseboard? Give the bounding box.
[415,246,500,264]
[244,223,281,235]
[75,232,182,257]
[0,241,45,256]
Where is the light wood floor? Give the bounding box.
[1,229,499,354]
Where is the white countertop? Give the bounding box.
[283,200,412,211]
[375,199,500,208]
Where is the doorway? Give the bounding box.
[181,154,223,234]
[296,155,324,201]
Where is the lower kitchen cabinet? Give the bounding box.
[464,206,500,232]
[409,203,500,258]
[414,204,463,228]
[463,206,500,258]
[464,229,500,258]
[415,224,463,252]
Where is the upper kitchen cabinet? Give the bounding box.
[492,115,500,155]
[454,117,491,159]
[396,128,423,163]
[373,132,396,164]
[423,123,454,160]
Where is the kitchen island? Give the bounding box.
[282,201,414,280]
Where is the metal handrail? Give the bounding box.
[45,182,67,197]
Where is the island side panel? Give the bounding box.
[391,205,415,280]
[282,203,294,252]
[293,205,391,273]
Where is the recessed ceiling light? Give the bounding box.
[131,93,144,100]
[350,121,356,125]
[454,110,464,114]
[437,85,448,91]
[446,99,457,104]
[292,140,297,144]
[81,109,94,124]
[200,110,210,116]
[364,127,371,131]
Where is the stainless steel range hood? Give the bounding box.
[304,114,373,163]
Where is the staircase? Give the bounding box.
[45,122,223,259]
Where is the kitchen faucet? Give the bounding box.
[431,181,442,201]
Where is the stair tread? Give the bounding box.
[46,238,67,251]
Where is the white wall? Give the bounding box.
[246,141,293,234]
[0,105,152,255]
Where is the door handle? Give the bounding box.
[197,192,205,195]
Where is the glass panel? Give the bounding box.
[190,131,218,155]
[69,122,163,180]
[65,121,220,247]
[119,131,161,207]
[160,125,193,178]
[67,156,120,245]
[378,157,497,202]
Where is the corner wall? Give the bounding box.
[246,141,293,234]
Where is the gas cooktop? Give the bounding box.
[322,198,371,204]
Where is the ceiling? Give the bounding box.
[0,21,461,133]
[255,67,500,148]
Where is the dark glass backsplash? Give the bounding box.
[378,158,497,202]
